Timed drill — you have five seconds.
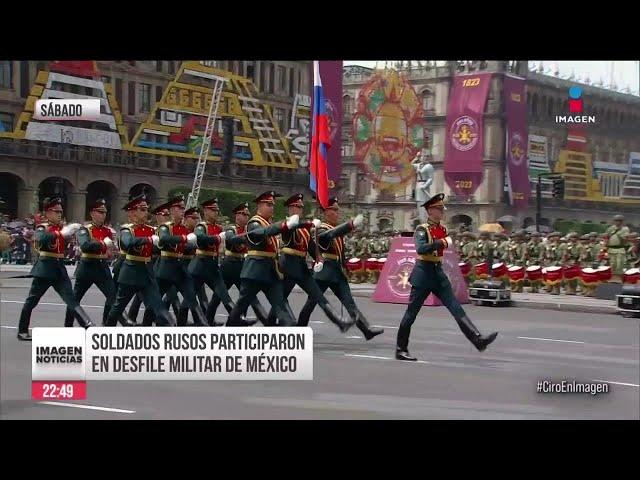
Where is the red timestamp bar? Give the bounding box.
[32,381,87,401]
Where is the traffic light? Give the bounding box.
[552,178,565,198]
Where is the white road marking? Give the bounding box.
[517,336,585,344]
[39,401,136,413]
[344,353,429,364]
[310,321,325,324]
[591,379,639,388]
[1,325,17,329]
[1,300,104,308]
[346,335,363,339]
[373,325,398,329]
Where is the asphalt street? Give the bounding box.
[1,284,638,419]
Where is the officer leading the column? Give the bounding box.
[395,194,498,361]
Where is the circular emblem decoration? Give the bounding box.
[386,257,416,297]
[509,132,525,167]
[450,115,479,152]
[353,70,425,193]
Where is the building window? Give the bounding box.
[274,108,284,131]
[289,67,295,95]
[269,63,275,94]
[115,78,123,108]
[246,61,255,81]
[168,62,176,75]
[259,62,266,91]
[139,83,151,113]
[0,112,14,132]
[421,89,435,112]
[155,85,163,104]
[156,61,163,72]
[278,65,287,92]
[20,61,30,98]
[128,81,136,115]
[0,61,12,88]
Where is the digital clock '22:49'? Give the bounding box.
[32,381,86,400]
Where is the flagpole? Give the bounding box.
[312,60,323,269]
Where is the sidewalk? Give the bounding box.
[0,264,627,316]
[296,283,623,316]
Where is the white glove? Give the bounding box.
[313,262,324,273]
[443,236,453,248]
[103,237,114,248]
[352,214,364,228]
[312,218,322,228]
[217,231,227,242]
[186,233,197,245]
[60,223,82,238]
[286,214,299,230]
[151,235,159,246]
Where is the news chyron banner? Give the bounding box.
[32,328,313,401]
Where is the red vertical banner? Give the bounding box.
[444,73,493,197]
[317,61,343,192]
[503,74,530,210]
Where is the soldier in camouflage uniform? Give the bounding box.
[506,230,527,292]
[459,232,476,285]
[605,214,630,282]
[578,234,597,297]
[473,231,493,279]
[526,232,545,293]
[561,232,582,295]
[544,232,563,295]
[625,232,639,269]
[494,232,509,263]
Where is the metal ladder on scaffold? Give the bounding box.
[186,73,227,209]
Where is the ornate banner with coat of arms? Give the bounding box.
[503,74,530,210]
[444,73,493,197]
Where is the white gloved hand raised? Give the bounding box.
[286,214,299,229]
[312,218,322,228]
[217,231,227,242]
[443,236,453,248]
[313,262,324,273]
[186,233,197,245]
[352,214,364,228]
[60,223,82,238]
[103,237,114,248]
[151,235,159,246]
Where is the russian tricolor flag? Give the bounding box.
[309,61,331,209]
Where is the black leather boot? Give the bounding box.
[64,308,75,327]
[454,315,498,352]
[320,302,355,333]
[191,304,209,327]
[355,312,384,340]
[127,293,143,323]
[177,307,189,326]
[118,311,136,327]
[17,332,32,341]
[395,349,417,361]
[72,306,94,329]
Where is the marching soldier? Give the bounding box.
[578,234,597,297]
[128,202,171,324]
[105,195,175,327]
[179,206,209,319]
[605,214,630,282]
[226,191,300,327]
[17,197,94,340]
[297,197,383,340]
[188,197,235,326]
[589,232,600,264]
[63,199,131,327]
[208,202,269,326]
[395,194,498,361]
[507,230,527,292]
[495,232,509,262]
[265,193,354,332]
[142,195,208,326]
